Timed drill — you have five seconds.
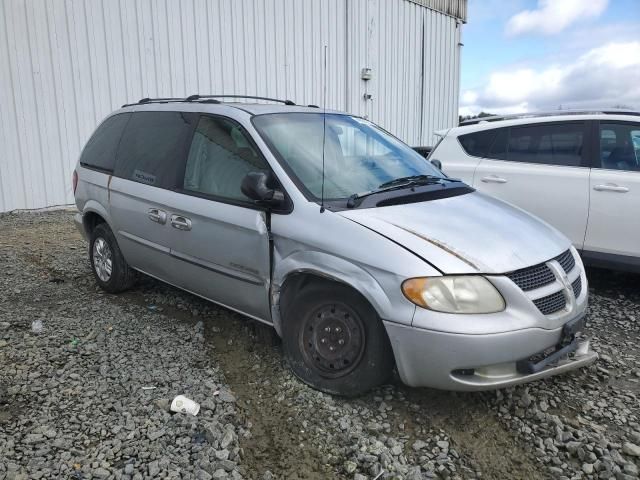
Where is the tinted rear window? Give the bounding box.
[80,113,130,171]
[114,111,197,189]
[487,128,508,160]
[508,123,584,166]
[458,129,497,157]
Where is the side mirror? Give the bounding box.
[430,159,442,170]
[241,171,285,207]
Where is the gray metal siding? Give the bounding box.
[405,0,467,22]
[0,0,462,211]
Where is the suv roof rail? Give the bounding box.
[122,94,296,108]
[121,97,185,107]
[459,108,640,126]
[185,94,296,105]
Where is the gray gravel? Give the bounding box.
[1,210,639,480]
[0,212,244,479]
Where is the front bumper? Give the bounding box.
[384,319,597,391]
[384,250,597,391]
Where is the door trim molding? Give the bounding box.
[170,249,264,286]
[119,230,264,285]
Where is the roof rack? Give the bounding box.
[459,108,640,126]
[122,94,297,108]
[185,94,296,105]
[121,97,184,107]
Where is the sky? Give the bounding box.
[459,0,640,117]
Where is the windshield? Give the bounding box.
[252,113,444,200]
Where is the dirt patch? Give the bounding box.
[388,388,545,480]
[205,320,339,480]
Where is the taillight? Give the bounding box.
[72,170,78,195]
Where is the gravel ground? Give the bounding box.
[0,210,639,480]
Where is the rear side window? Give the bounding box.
[79,114,130,172]
[458,129,497,157]
[114,111,197,189]
[487,128,508,160]
[183,116,269,202]
[507,123,584,166]
[599,122,640,171]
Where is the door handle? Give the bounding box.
[481,175,507,184]
[593,184,629,193]
[170,215,192,231]
[148,208,167,224]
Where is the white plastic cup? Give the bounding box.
[170,395,200,416]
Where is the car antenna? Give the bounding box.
[320,44,327,213]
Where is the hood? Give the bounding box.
[339,191,570,274]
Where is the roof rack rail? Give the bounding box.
[459,108,640,126]
[185,94,296,105]
[122,94,297,108]
[121,97,186,108]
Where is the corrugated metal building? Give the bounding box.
[0,0,466,212]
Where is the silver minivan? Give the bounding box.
[73,96,597,396]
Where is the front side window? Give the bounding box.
[114,111,197,188]
[252,113,442,200]
[183,116,269,201]
[599,122,640,171]
[507,123,584,167]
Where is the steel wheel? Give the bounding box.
[92,236,113,282]
[300,302,366,378]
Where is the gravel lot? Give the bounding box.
[1,210,639,480]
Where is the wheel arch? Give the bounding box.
[271,251,395,337]
[81,200,113,236]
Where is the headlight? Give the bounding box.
[402,276,505,314]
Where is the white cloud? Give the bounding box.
[506,0,608,36]
[460,41,640,116]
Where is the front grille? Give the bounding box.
[533,290,567,315]
[506,249,575,292]
[572,276,582,298]
[556,249,576,273]
[507,263,555,291]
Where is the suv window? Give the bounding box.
[114,111,197,188]
[183,116,268,201]
[487,128,508,160]
[79,113,130,172]
[599,122,640,171]
[458,129,497,158]
[507,123,584,166]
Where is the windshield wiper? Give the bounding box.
[346,175,462,208]
[378,174,454,188]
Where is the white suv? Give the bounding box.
[430,111,640,272]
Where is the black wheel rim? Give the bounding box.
[299,302,365,378]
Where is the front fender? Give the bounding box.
[272,250,413,335]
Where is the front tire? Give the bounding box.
[282,283,394,396]
[89,223,135,293]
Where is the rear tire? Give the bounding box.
[89,223,135,293]
[282,283,394,396]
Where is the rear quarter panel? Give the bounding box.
[75,166,114,230]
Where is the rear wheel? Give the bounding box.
[282,283,394,396]
[89,223,135,293]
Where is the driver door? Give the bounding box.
[164,114,274,321]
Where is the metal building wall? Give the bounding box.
[0,0,462,212]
